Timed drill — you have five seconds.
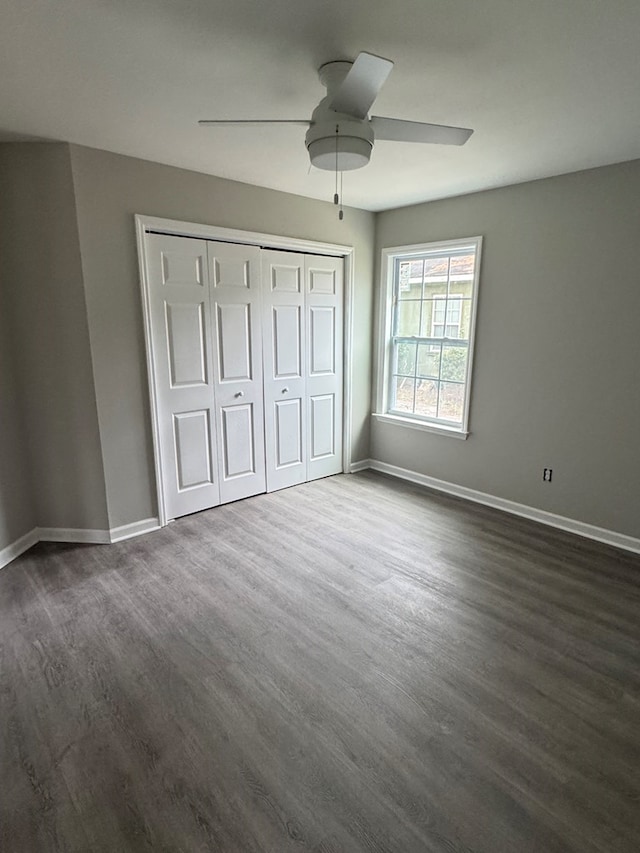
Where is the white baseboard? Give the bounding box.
[37,527,112,544]
[0,528,39,570]
[349,459,372,473]
[109,518,160,542]
[358,459,640,555]
[0,517,162,570]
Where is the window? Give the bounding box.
[375,237,482,437]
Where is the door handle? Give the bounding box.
[282,387,289,393]
[235,391,244,398]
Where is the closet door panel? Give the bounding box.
[216,303,253,381]
[262,251,307,492]
[165,302,209,386]
[173,410,215,489]
[274,399,303,467]
[309,306,336,374]
[147,235,220,519]
[221,403,257,478]
[310,394,335,459]
[209,241,266,503]
[306,255,344,481]
[273,305,302,378]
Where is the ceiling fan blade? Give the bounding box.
[371,116,473,145]
[328,52,394,119]
[198,119,310,127]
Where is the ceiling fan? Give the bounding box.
[199,52,474,173]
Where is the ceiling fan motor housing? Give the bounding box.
[306,103,374,171]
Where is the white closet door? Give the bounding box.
[147,234,220,519]
[306,254,344,481]
[208,241,266,503]
[261,251,307,492]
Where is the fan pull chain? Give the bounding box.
[333,124,345,220]
[334,125,339,207]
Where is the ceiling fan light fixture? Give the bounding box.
[307,136,372,171]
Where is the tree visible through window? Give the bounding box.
[383,238,482,431]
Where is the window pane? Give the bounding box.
[398,260,411,294]
[438,382,465,423]
[398,260,423,299]
[449,277,473,298]
[394,341,417,377]
[440,345,467,382]
[447,298,472,340]
[417,343,441,379]
[422,297,446,337]
[433,299,447,323]
[422,280,448,300]
[449,254,475,284]
[396,300,421,336]
[447,299,462,324]
[423,255,450,279]
[392,376,416,413]
[414,379,438,418]
[421,296,467,339]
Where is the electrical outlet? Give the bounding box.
[543,467,553,482]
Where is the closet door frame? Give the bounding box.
[136,214,355,528]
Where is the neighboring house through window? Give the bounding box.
[431,293,463,339]
[374,237,482,437]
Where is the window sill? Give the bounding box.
[372,412,469,439]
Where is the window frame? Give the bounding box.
[374,236,483,439]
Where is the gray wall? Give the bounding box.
[0,143,108,533]
[0,281,34,550]
[68,145,376,528]
[374,160,640,539]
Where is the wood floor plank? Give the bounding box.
[1,471,639,851]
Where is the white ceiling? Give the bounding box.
[2,0,639,211]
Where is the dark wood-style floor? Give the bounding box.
[1,472,639,852]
